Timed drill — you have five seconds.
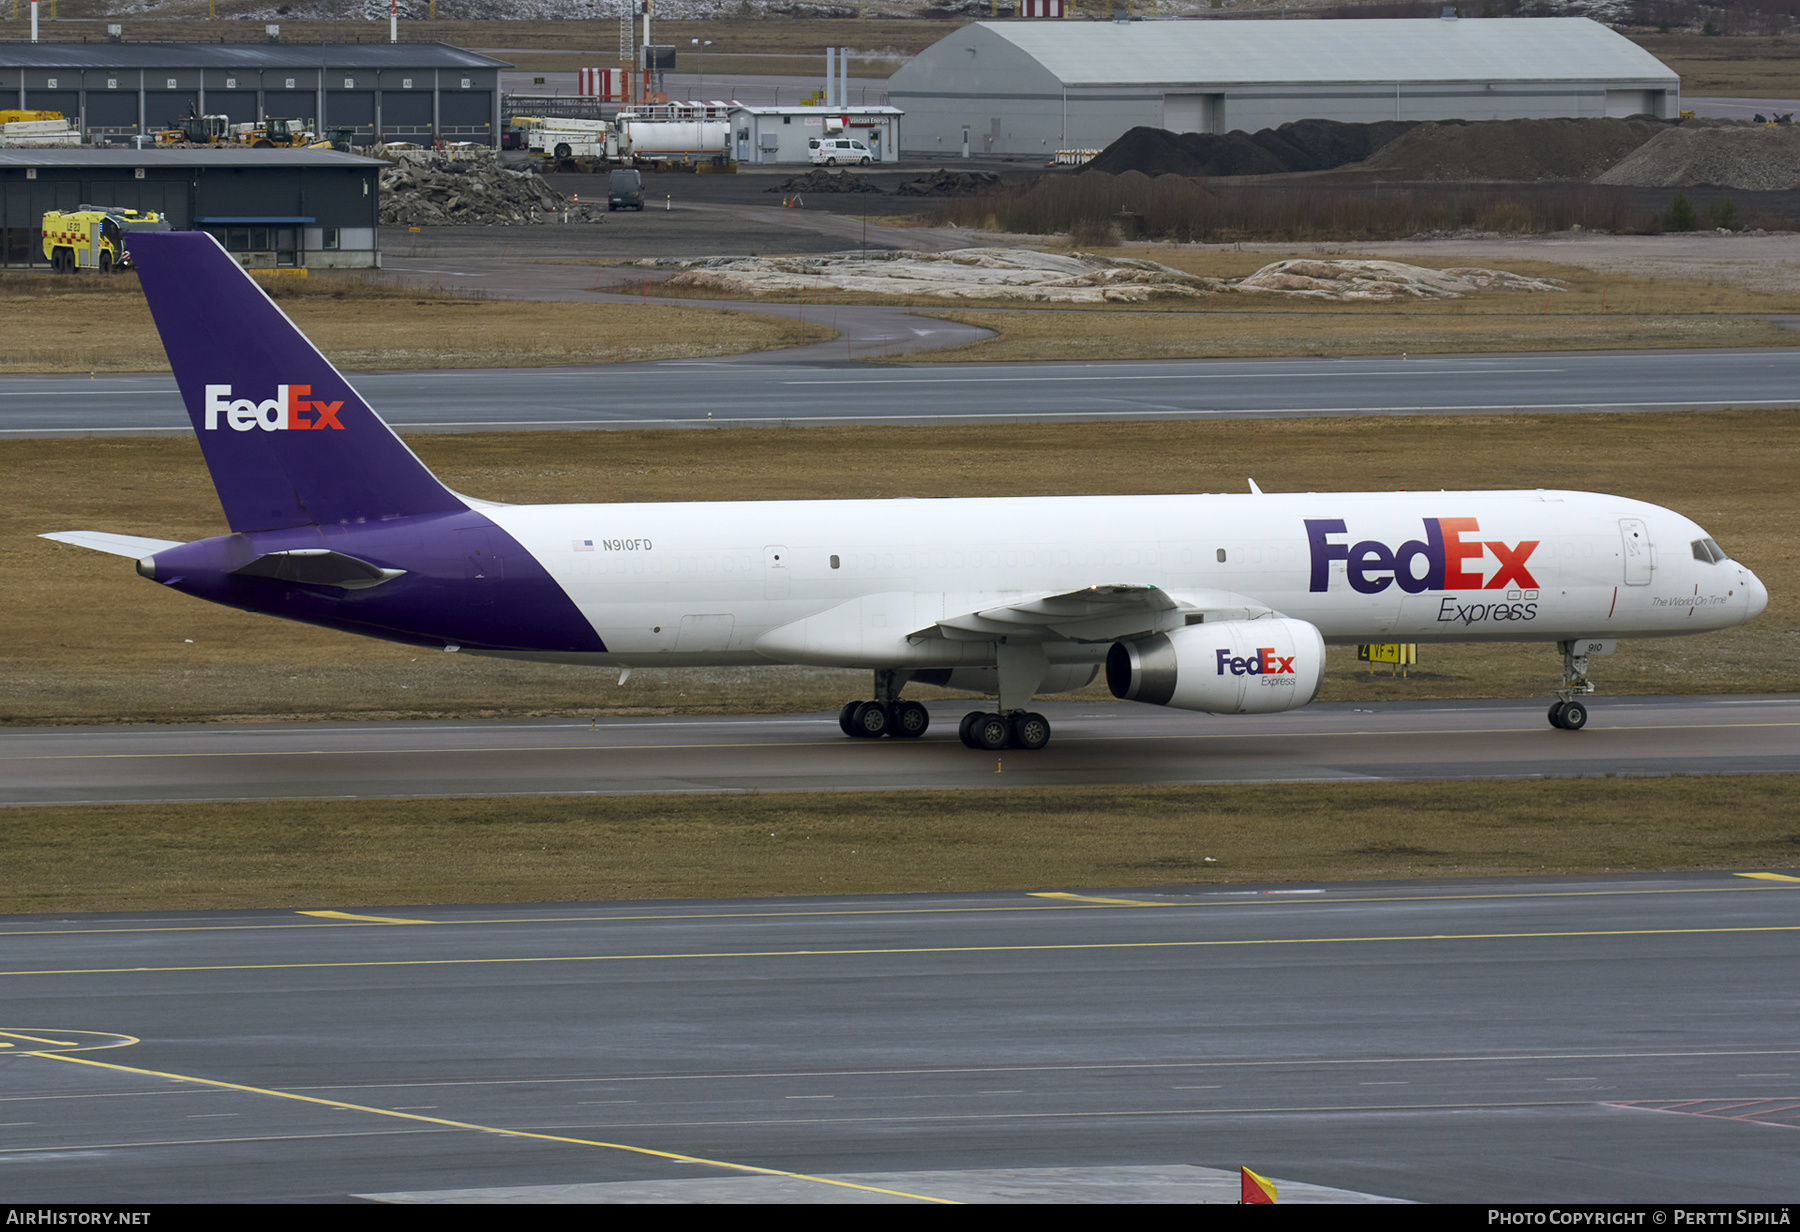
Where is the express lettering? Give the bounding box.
[203,384,346,432]
[1216,647,1296,677]
[1306,518,1538,594]
[1437,599,1540,625]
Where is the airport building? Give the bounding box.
[886,16,1680,157]
[0,148,384,269]
[0,41,508,147]
[730,104,904,165]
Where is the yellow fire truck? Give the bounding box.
[41,205,173,273]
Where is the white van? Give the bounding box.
[809,136,873,166]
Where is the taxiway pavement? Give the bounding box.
[5,348,1800,438]
[2,872,1796,1202]
[4,695,1794,807]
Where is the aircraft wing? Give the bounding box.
[917,584,1276,643]
[40,530,184,558]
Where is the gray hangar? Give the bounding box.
[886,16,1680,158]
[1,42,508,147]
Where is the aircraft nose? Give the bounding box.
[1743,567,1769,620]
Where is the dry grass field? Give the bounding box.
[4,776,1797,913]
[0,272,829,373]
[10,409,1795,727]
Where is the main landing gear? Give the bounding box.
[837,669,931,740]
[957,710,1050,751]
[1547,639,1594,731]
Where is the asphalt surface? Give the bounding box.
[7,347,1800,437]
[4,695,1794,807]
[3,871,1797,1202]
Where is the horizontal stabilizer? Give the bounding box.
[232,549,406,590]
[40,530,184,558]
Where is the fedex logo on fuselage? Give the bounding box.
[203,384,345,432]
[1306,518,1539,594]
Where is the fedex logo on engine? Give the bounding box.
[1306,518,1539,594]
[203,384,345,432]
[1217,647,1296,677]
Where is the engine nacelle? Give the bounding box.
[1106,618,1325,714]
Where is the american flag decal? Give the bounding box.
[573,539,594,551]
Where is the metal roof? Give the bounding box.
[0,149,385,169]
[949,17,1676,87]
[0,41,508,70]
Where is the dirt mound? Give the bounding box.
[768,169,884,194]
[1236,259,1564,301]
[1355,117,1665,182]
[1596,124,1800,190]
[1086,119,1418,178]
[378,147,604,226]
[893,168,1002,197]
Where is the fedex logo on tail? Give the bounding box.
[203,384,345,432]
[1306,518,1539,594]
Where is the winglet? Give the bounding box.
[1248,478,1264,495]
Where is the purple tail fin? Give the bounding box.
[130,231,465,533]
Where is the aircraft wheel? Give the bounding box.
[958,711,983,748]
[838,700,860,737]
[1009,711,1051,751]
[1560,701,1588,731]
[890,700,930,739]
[1548,701,1568,729]
[850,701,890,738]
[971,713,1011,752]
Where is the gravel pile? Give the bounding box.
[377,147,606,226]
[768,169,885,194]
[1595,124,1800,190]
[1354,117,1666,182]
[893,169,1003,197]
[1086,119,1418,178]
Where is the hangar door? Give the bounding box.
[144,91,199,130]
[206,90,259,126]
[1163,93,1224,136]
[381,91,432,138]
[263,91,317,127]
[1605,90,1657,118]
[439,91,492,137]
[85,91,139,135]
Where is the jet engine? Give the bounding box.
[1106,618,1325,714]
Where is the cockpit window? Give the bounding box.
[1691,538,1726,564]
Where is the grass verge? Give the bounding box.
[911,310,1800,362]
[10,409,1797,724]
[5,777,1798,914]
[0,270,831,372]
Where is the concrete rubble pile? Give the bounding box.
[635,250,1562,303]
[375,145,606,226]
[768,169,885,194]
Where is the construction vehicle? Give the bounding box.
[41,205,173,274]
[232,117,312,148]
[307,127,357,153]
[155,114,231,146]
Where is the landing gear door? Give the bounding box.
[764,545,791,600]
[1619,518,1653,586]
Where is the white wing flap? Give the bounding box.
[920,585,1282,643]
[40,531,184,558]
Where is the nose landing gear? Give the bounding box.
[1548,640,1596,730]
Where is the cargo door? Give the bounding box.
[1620,518,1653,585]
